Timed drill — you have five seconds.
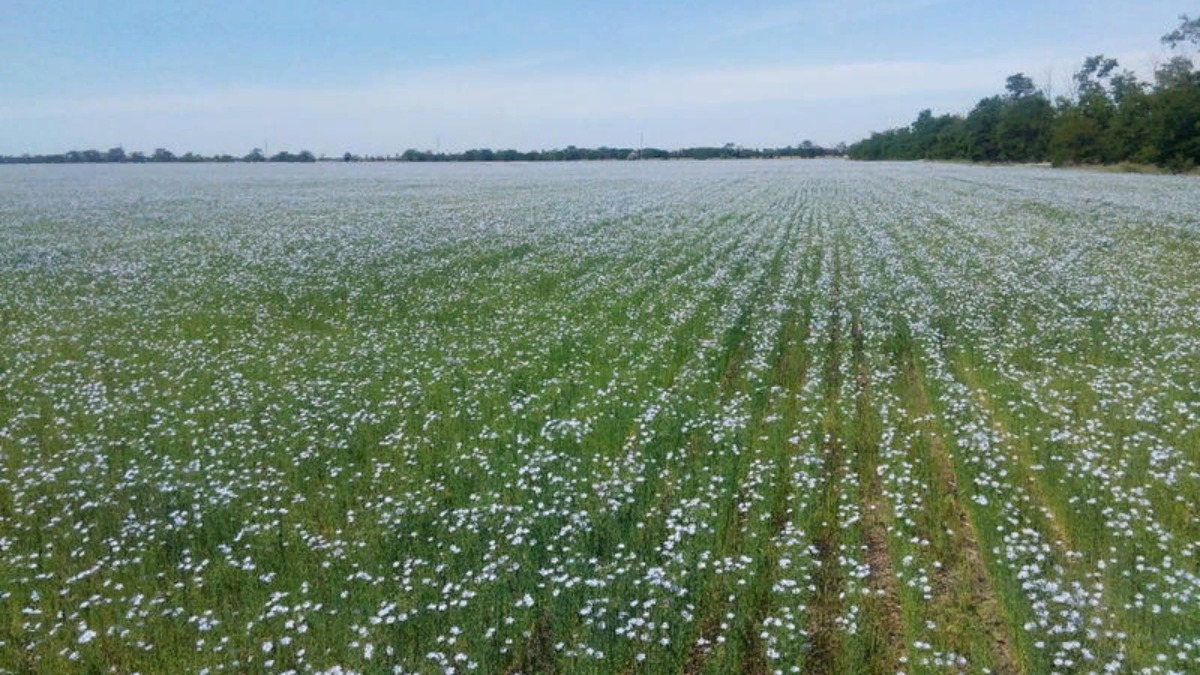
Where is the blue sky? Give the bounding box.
[0,1,1191,155]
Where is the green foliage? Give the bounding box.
[850,16,1200,171]
[998,94,1054,161]
[1161,13,1200,49]
[1151,78,1200,171]
[1005,73,1037,100]
[848,89,1055,164]
[964,95,1005,161]
[1049,104,1103,165]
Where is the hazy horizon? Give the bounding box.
[0,0,1188,156]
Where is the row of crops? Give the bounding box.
[1,161,1198,673]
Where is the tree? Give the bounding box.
[1162,14,1200,50]
[1107,69,1145,106]
[244,148,265,162]
[1005,73,1037,100]
[964,95,1005,161]
[1050,103,1103,165]
[910,108,938,157]
[1048,57,1122,164]
[846,16,1199,170]
[908,108,965,159]
[930,119,968,159]
[1151,83,1200,170]
[1074,55,1120,100]
[1155,56,1196,89]
[998,93,1054,161]
[1152,17,1200,169]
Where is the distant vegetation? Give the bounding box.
[0,147,315,164]
[0,142,843,165]
[378,141,842,162]
[848,14,1200,171]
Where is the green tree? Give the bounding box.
[1073,55,1119,100]
[1005,73,1037,100]
[910,108,938,157]
[1048,57,1121,164]
[1050,102,1102,165]
[930,117,967,159]
[1152,17,1200,170]
[965,95,1004,161]
[998,94,1054,161]
[1105,70,1151,162]
[847,16,1200,171]
[1162,13,1200,50]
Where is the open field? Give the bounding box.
[2,161,1199,674]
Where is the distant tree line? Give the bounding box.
[351,141,843,163]
[0,147,316,164]
[848,15,1200,171]
[1,142,843,166]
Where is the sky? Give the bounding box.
[0,1,1192,155]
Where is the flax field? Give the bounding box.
[1,161,1199,674]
